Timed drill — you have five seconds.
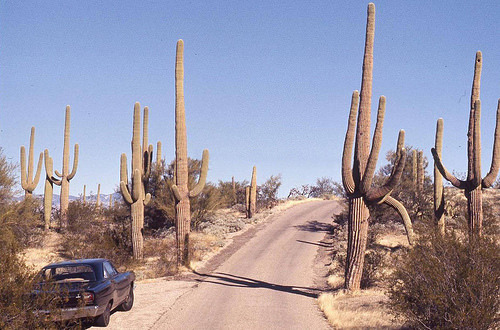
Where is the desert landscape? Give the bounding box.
[1,2,499,329]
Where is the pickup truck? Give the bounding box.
[34,258,135,327]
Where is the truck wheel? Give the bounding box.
[119,285,134,311]
[94,301,111,327]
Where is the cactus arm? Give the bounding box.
[54,169,63,178]
[67,144,79,181]
[120,181,133,204]
[142,106,149,154]
[143,144,153,179]
[383,195,415,245]
[156,141,162,164]
[365,130,406,202]
[434,119,445,234]
[120,153,129,186]
[44,150,62,186]
[431,148,467,189]
[144,193,151,206]
[342,91,359,195]
[361,96,386,193]
[32,152,43,189]
[20,146,28,189]
[172,184,182,201]
[24,151,43,191]
[189,149,209,197]
[482,99,500,188]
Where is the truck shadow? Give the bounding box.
[192,271,324,299]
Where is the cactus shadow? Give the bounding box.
[294,220,334,233]
[296,239,331,249]
[192,271,323,299]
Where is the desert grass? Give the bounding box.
[318,289,400,329]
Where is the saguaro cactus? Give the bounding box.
[248,166,257,218]
[341,3,412,291]
[20,127,43,197]
[82,185,87,203]
[120,102,153,260]
[417,150,424,191]
[432,51,500,237]
[172,40,209,267]
[43,152,56,230]
[245,186,250,218]
[96,184,101,207]
[45,106,79,229]
[156,141,162,165]
[434,119,445,235]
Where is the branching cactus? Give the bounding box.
[432,51,500,237]
[44,106,79,229]
[120,102,153,260]
[172,40,209,267]
[341,3,413,291]
[20,127,43,197]
[434,119,445,235]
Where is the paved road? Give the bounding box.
[152,200,338,329]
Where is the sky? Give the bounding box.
[1,0,500,198]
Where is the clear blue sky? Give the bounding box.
[1,1,500,198]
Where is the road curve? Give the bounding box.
[153,200,339,329]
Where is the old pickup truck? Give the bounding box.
[34,258,135,327]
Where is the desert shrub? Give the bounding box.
[257,174,282,209]
[309,177,336,198]
[387,231,500,329]
[216,179,249,208]
[287,184,311,199]
[61,201,133,267]
[371,147,433,225]
[0,148,59,328]
[145,158,222,232]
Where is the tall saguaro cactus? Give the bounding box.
[432,51,500,237]
[82,185,87,203]
[120,102,153,260]
[417,150,424,191]
[434,119,445,235]
[44,152,56,230]
[20,127,43,197]
[248,166,257,218]
[172,40,210,267]
[96,184,101,207]
[45,106,79,229]
[341,3,412,291]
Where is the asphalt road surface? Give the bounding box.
[151,200,339,329]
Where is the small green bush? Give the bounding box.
[387,231,500,329]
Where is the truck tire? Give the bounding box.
[94,301,111,327]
